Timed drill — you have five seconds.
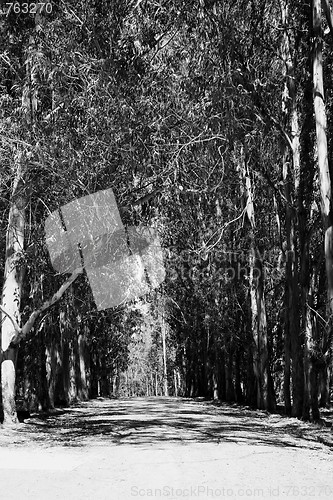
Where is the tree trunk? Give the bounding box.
[77,331,88,400]
[45,328,60,409]
[161,310,169,397]
[280,0,304,417]
[312,0,333,420]
[235,348,243,403]
[313,0,333,328]
[1,348,19,424]
[224,345,235,402]
[319,364,330,407]
[1,151,26,425]
[303,272,315,420]
[237,145,274,411]
[173,369,178,397]
[219,349,226,401]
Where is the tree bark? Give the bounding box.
[237,145,274,411]
[313,0,333,323]
[1,151,26,425]
[280,0,304,417]
[160,306,169,397]
[312,1,333,420]
[303,270,316,420]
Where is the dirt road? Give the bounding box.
[0,397,332,499]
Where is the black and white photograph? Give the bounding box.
[0,1,332,499]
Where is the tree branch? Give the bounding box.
[204,207,247,252]
[0,305,22,335]
[11,267,83,345]
[232,66,293,150]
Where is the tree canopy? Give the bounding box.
[1,0,333,424]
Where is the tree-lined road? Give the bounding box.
[0,398,332,499]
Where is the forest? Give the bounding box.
[0,0,333,427]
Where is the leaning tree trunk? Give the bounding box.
[1,151,26,425]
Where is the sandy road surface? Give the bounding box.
[0,397,332,500]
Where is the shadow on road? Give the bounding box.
[7,396,330,451]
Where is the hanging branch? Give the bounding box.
[8,267,83,347]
